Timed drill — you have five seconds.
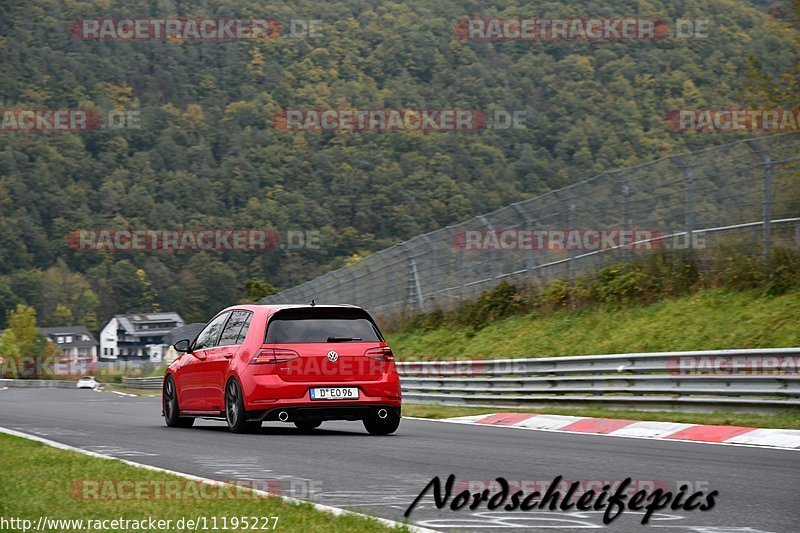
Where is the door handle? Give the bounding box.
[224,353,233,359]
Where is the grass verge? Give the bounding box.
[388,288,800,359]
[402,403,800,430]
[0,433,401,532]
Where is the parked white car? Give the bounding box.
[76,376,99,389]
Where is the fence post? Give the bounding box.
[350,268,359,306]
[670,156,694,253]
[407,258,424,313]
[622,184,631,262]
[328,271,343,304]
[568,203,576,281]
[477,215,497,280]
[419,234,435,310]
[512,202,538,273]
[369,253,387,310]
[363,263,374,308]
[459,244,467,304]
[745,140,773,261]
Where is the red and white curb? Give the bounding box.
[436,413,800,450]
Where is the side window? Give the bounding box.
[235,312,252,344]
[218,311,252,346]
[193,312,230,350]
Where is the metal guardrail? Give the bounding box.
[121,377,164,390]
[118,348,800,412]
[0,379,79,389]
[396,348,800,411]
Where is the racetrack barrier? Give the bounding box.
[120,376,164,390]
[114,348,800,412]
[0,379,78,388]
[396,347,800,412]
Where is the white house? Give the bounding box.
[99,312,184,363]
[39,326,99,362]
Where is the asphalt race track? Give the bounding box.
[1,388,798,532]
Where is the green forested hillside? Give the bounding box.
[0,0,796,326]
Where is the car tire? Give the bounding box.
[294,419,322,431]
[163,375,194,428]
[363,410,400,435]
[225,378,260,433]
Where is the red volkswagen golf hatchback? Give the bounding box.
[162,304,402,435]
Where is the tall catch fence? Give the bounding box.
[260,133,800,319]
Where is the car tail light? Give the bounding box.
[365,346,394,362]
[251,348,300,364]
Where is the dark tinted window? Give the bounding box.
[265,308,382,343]
[235,313,252,344]
[218,310,252,346]
[193,312,230,350]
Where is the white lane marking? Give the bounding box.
[86,445,157,457]
[443,414,485,422]
[110,390,137,397]
[9,426,87,437]
[0,426,439,533]
[403,417,800,452]
[414,509,771,530]
[317,488,429,510]
[192,457,324,500]
[0,387,7,391]
[648,515,775,533]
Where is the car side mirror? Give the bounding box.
[173,339,191,353]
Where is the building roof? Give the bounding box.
[116,312,183,323]
[163,323,206,346]
[113,312,184,337]
[0,326,97,348]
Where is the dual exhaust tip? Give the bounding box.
[277,409,388,421]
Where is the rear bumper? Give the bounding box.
[248,403,400,422]
[240,371,401,412]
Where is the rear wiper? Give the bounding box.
[327,336,362,342]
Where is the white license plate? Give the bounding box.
[310,387,359,400]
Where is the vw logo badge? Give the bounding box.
[327,351,339,362]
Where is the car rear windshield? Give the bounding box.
[265,308,383,343]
